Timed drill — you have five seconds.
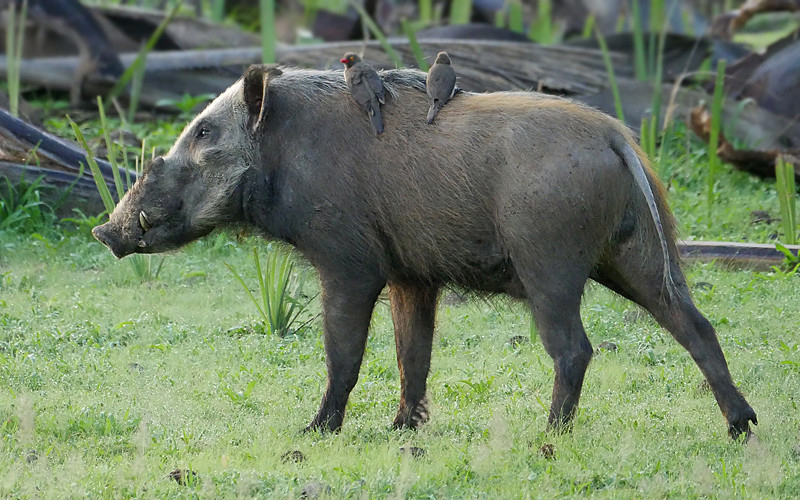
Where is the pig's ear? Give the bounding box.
[243,64,283,132]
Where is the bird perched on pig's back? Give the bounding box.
[426,52,457,124]
[340,53,386,135]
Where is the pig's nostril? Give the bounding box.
[92,226,112,249]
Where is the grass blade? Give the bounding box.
[776,156,797,245]
[595,28,624,123]
[449,0,471,25]
[419,0,432,24]
[631,0,646,81]
[97,96,126,202]
[707,59,727,228]
[528,0,552,44]
[509,1,524,34]
[105,1,183,110]
[581,14,595,39]
[349,0,404,68]
[5,0,27,117]
[401,19,429,71]
[260,0,276,64]
[127,42,148,122]
[225,261,268,322]
[68,118,115,214]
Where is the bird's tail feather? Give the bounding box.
[426,105,439,124]
[370,107,384,135]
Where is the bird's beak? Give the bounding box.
[340,58,348,64]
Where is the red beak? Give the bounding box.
[340,58,348,64]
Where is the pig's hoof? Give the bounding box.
[392,399,429,430]
[728,406,758,441]
[302,414,342,434]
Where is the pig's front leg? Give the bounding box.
[304,271,386,433]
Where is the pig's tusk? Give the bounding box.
[138,239,147,248]
[139,211,151,232]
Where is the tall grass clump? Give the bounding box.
[5,0,26,117]
[68,100,165,281]
[225,246,312,337]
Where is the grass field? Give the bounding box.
[2,114,800,497]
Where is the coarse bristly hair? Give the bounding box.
[268,67,428,102]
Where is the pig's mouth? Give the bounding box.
[92,221,142,259]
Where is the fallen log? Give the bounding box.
[0,39,631,109]
[679,240,800,270]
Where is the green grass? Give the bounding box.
[0,227,798,497]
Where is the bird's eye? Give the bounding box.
[196,127,210,139]
[349,56,354,61]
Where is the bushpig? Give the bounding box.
[92,65,757,439]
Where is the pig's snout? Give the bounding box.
[92,223,134,259]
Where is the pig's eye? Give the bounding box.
[195,127,211,139]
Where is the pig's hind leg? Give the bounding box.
[389,282,438,429]
[593,245,757,440]
[515,261,595,430]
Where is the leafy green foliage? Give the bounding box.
[0,176,53,233]
[225,246,312,337]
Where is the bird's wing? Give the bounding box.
[428,65,457,101]
[349,77,375,109]
[362,69,386,103]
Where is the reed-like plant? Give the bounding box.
[419,0,433,24]
[528,0,553,44]
[707,59,727,228]
[449,0,471,25]
[595,28,624,123]
[349,0,403,68]
[581,14,595,39]
[225,246,312,337]
[5,0,27,117]
[508,1,524,34]
[210,0,226,22]
[105,2,183,116]
[260,0,276,63]
[401,19,428,71]
[775,156,797,246]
